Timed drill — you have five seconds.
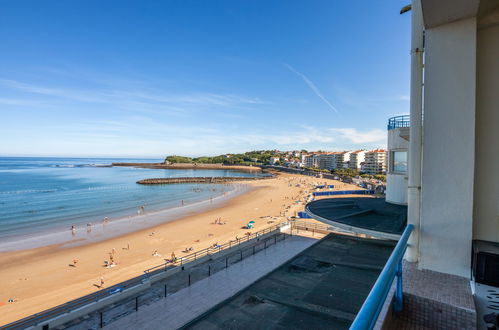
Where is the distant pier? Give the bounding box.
[113,162,263,172]
[136,176,271,185]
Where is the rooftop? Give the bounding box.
[305,197,407,239]
[183,233,396,330]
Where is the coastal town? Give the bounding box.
[165,149,388,175]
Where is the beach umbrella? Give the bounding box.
[248,221,255,224]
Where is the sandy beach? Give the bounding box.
[0,172,360,325]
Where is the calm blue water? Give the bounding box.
[0,157,262,250]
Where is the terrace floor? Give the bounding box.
[104,234,319,330]
[182,233,396,330]
[306,197,407,236]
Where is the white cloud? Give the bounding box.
[330,128,386,144]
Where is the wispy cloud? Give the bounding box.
[283,63,339,113]
[0,78,266,116]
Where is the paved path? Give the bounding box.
[104,235,318,330]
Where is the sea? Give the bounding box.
[0,157,263,251]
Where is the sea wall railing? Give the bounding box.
[350,224,414,330]
[313,190,375,197]
[144,223,286,275]
[2,223,289,330]
[387,115,410,130]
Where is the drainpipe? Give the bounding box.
[406,0,424,263]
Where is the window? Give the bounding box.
[391,151,407,173]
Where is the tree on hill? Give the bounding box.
[334,168,360,178]
[164,155,193,163]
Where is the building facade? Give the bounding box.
[349,150,366,170]
[362,149,387,174]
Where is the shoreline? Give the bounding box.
[0,173,359,325]
[0,183,251,253]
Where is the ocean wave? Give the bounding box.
[0,188,58,195]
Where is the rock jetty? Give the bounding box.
[136,176,271,185]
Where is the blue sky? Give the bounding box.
[0,1,411,158]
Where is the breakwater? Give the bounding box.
[113,162,262,172]
[137,176,272,185]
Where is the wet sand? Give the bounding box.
[0,172,360,325]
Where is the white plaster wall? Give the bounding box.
[387,128,409,150]
[386,128,409,205]
[420,17,476,277]
[386,174,408,205]
[473,24,499,243]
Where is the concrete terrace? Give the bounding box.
[182,233,396,330]
[103,234,319,330]
[306,197,407,238]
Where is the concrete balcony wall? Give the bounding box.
[473,22,499,243]
[420,17,476,277]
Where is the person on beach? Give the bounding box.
[71,225,76,235]
[86,223,92,232]
[127,242,130,250]
[181,200,184,206]
[111,248,116,255]
[73,258,79,267]
[100,277,105,288]
[171,252,177,262]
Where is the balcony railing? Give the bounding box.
[387,115,410,130]
[350,224,414,330]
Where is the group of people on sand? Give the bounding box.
[213,217,226,225]
[71,216,110,235]
[84,174,328,290]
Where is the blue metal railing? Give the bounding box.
[350,224,414,330]
[387,115,410,130]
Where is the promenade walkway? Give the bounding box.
[104,234,319,330]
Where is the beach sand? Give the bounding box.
[0,172,360,325]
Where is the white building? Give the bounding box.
[334,151,352,169]
[400,1,499,328]
[316,153,334,170]
[348,150,366,170]
[386,116,409,205]
[269,157,280,165]
[302,154,315,168]
[362,149,387,174]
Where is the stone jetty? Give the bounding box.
[136,176,271,185]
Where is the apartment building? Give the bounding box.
[362,149,387,174]
[334,151,352,169]
[349,150,366,170]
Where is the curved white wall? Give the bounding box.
[386,127,409,205]
[386,174,408,204]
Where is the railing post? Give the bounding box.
[135,297,138,311]
[208,265,211,276]
[394,259,404,313]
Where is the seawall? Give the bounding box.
[136,176,271,185]
[113,162,263,172]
